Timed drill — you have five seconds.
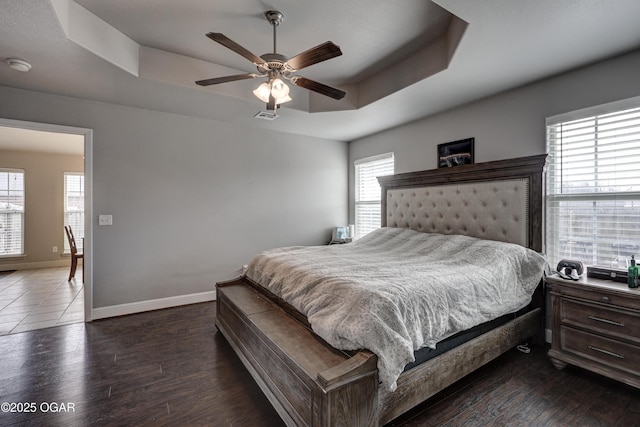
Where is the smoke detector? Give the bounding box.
[6,58,32,72]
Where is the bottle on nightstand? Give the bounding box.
[628,255,638,288]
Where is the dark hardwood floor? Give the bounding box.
[0,302,638,426]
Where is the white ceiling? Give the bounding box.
[75,0,455,86]
[0,126,83,155]
[1,0,640,144]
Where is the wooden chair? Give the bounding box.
[64,225,84,282]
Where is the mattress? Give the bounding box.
[404,305,531,372]
[246,227,546,391]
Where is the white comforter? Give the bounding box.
[246,227,546,391]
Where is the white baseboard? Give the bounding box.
[0,260,69,270]
[92,290,216,320]
[545,328,552,344]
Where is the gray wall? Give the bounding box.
[0,149,84,269]
[0,86,348,308]
[349,49,640,223]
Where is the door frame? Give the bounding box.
[0,118,93,321]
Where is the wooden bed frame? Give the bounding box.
[216,154,547,426]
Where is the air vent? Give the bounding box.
[254,111,278,120]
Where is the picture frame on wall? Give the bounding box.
[437,138,475,168]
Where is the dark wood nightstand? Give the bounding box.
[546,274,640,389]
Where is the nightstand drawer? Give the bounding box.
[561,298,640,345]
[557,285,640,311]
[560,326,640,377]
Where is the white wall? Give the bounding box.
[349,49,640,222]
[0,86,348,309]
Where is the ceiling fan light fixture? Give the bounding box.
[270,78,289,99]
[253,82,272,103]
[275,94,292,105]
[254,78,292,105]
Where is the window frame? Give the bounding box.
[354,152,394,239]
[63,172,85,254]
[0,168,25,257]
[545,95,640,269]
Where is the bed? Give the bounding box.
[216,154,547,426]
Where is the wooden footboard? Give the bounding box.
[217,277,541,426]
[216,278,379,427]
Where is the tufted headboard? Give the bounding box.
[377,154,547,252]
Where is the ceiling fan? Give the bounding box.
[196,10,346,111]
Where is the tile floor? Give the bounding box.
[0,266,84,335]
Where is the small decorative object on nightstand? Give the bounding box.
[546,274,640,389]
[628,255,638,288]
[329,226,352,245]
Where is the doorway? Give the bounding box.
[0,118,93,334]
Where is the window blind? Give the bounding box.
[355,153,394,239]
[546,97,640,269]
[0,169,25,256]
[64,172,85,253]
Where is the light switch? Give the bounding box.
[99,214,113,226]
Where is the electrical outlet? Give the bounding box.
[52,246,58,253]
[99,214,113,226]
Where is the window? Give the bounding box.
[355,153,394,239]
[64,172,84,253]
[0,169,25,256]
[546,96,640,270]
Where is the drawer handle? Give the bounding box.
[588,345,625,359]
[601,296,611,302]
[588,315,625,327]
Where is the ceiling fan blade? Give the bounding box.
[285,41,342,71]
[206,33,266,66]
[291,76,346,100]
[195,73,261,86]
